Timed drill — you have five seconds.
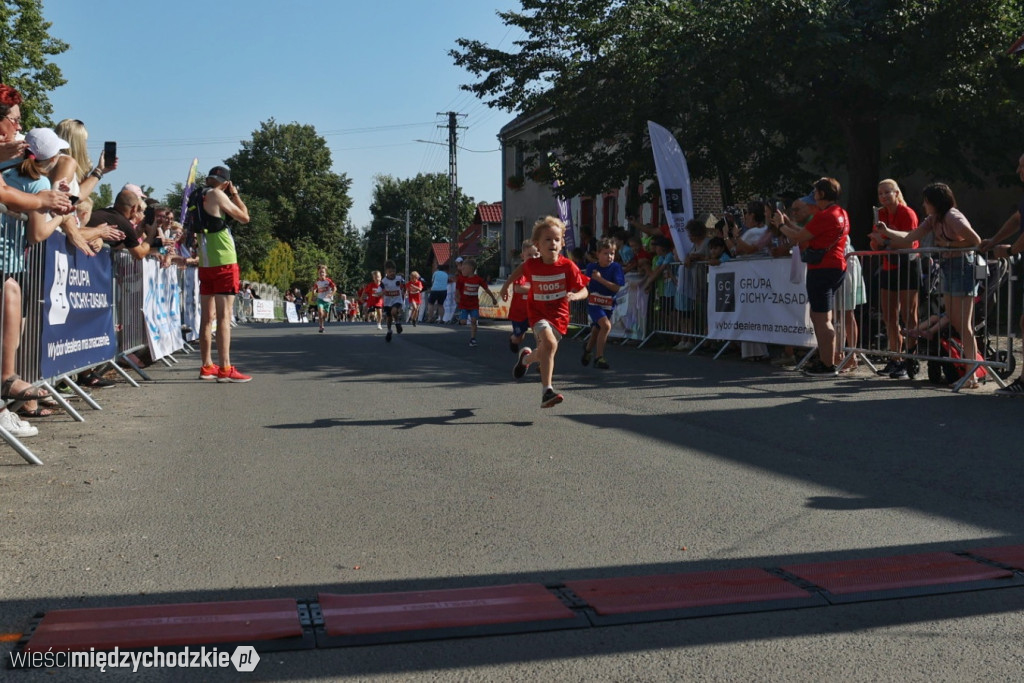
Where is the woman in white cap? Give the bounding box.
[1,128,91,419]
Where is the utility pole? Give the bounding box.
[439,111,466,265]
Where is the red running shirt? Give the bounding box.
[522,255,588,335]
[455,274,490,310]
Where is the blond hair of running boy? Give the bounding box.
[500,216,589,408]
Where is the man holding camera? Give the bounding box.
[195,166,251,383]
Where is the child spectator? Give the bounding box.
[706,236,731,266]
[508,240,538,353]
[311,264,336,333]
[501,216,589,408]
[454,258,497,347]
[406,270,425,326]
[582,238,625,369]
[379,260,406,342]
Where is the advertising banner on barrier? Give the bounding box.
[252,299,275,320]
[40,234,117,377]
[142,260,184,360]
[181,268,200,342]
[706,258,816,346]
[608,275,646,341]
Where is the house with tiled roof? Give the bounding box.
[428,202,503,272]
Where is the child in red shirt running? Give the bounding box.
[507,240,538,353]
[406,270,425,327]
[455,258,498,347]
[501,216,589,408]
[359,271,384,329]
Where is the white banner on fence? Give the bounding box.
[706,258,816,346]
[609,274,647,341]
[142,260,185,360]
[252,299,275,320]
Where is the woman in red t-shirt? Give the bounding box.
[869,179,920,376]
[777,177,849,375]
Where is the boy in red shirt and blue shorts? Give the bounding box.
[455,258,498,347]
[507,240,538,353]
[501,216,589,408]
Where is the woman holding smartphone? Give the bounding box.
[49,119,117,199]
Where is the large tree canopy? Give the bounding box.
[0,0,68,127]
[366,172,476,274]
[452,0,1024,232]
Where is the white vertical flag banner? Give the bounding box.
[142,260,185,360]
[648,121,695,260]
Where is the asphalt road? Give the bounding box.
[2,319,1023,681]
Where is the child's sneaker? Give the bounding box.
[513,347,532,379]
[396,323,403,334]
[594,356,610,370]
[541,388,564,408]
[469,338,478,347]
[217,366,252,383]
[199,364,220,380]
[581,348,592,366]
[385,330,393,342]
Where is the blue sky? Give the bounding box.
[42,0,522,227]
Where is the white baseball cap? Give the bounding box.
[24,128,69,161]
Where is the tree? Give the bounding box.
[452,0,1024,233]
[91,182,112,210]
[224,119,353,247]
[366,172,476,273]
[0,0,68,127]
[260,240,295,293]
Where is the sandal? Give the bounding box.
[1,374,50,401]
[17,406,55,418]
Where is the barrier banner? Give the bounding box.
[252,299,275,320]
[40,233,117,377]
[609,274,646,341]
[142,260,184,360]
[706,258,816,346]
[285,301,299,323]
[181,267,200,341]
[479,284,509,319]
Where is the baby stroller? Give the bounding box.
[905,256,1015,385]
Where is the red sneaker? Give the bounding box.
[199,364,220,380]
[216,366,252,383]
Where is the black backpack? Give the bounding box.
[181,186,209,241]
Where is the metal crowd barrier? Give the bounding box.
[562,247,1017,392]
[839,247,1017,390]
[0,204,202,464]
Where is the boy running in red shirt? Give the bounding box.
[500,216,589,408]
[406,270,425,327]
[507,240,538,353]
[359,271,384,329]
[455,258,498,347]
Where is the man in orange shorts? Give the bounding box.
[195,166,252,382]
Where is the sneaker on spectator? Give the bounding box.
[802,360,837,377]
[877,360,900,376]
[995,376,1024,396]
[672,340,694,352]
[469,338,478,347]
[396,323,403,334]
[594,357,611,370]
[0,409,37,437]
[888,361,909,379]
[513,347,532,379]
[581,347,592,366]
[217,366,252,383]
[199,364,220,380]
[541,388,564,408]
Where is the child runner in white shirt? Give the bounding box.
[380,260,406,343]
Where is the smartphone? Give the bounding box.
[775,201,785,211]
[872,205,881,225]
[104,141,117,164]
[68,195,79,206]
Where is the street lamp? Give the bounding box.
[381,211,411,277]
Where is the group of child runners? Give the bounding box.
[312,215,621,408]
